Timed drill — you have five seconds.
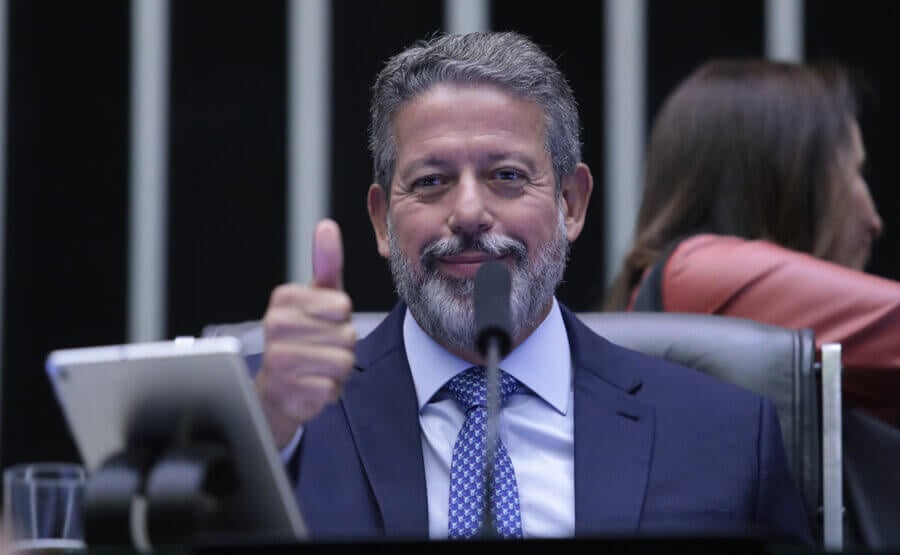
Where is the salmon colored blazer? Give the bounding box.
[631,234,900,425]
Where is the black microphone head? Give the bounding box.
[474,260,512,357]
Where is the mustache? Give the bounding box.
[420,232,528,271]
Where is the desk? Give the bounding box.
[80,536,813,555]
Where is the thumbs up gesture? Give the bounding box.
[255,219,356,448]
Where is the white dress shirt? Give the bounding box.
[403,298,575,538]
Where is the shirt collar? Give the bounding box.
[403,298,571,415]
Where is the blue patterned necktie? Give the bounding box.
[446,366,523,539]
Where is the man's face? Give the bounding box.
[367,83,592,354]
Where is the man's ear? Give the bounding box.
[560,163,593,242]
[367,183,390,258]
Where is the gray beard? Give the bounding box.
[387,211,569,353]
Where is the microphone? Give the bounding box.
[474,260,512,358]
[473,260,512,539]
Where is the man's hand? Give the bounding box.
[255,219,356,448]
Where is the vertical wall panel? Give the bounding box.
[445,0,489,33]
[2,0,129,468]
[604,0,646,290]
[0,0,7,466]
[128,0,169,342]
[167,1,287,337]
[766,0,804,62]
[288,0,331,285]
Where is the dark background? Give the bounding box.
[4,0,898,470]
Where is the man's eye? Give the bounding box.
[412,175,446,189]
[493,169,526,181]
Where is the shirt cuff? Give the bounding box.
[279,426,304,463]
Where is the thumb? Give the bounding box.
[312,219,344,290]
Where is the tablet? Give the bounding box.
[45,336,307,544]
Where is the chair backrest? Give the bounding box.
[202,310,836,545]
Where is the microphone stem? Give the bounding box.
[480,336,501,539]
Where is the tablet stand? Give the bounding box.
[82,403,239,549]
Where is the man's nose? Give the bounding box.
[447,174,493,235]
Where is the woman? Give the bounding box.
[606,60,900,426]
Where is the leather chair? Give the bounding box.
[202,311,842,548]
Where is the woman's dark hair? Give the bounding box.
[605,59,859,310]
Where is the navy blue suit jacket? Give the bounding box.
[291,302,812,544]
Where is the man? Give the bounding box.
[254,31,812,543]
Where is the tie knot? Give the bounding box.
[446,367,518,411]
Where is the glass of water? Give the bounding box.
[3,462,86,552]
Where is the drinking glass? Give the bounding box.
[3,463,86,553]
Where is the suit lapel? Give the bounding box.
[342,303,429,537]
[573,367,655,535]
[561,306,655,536]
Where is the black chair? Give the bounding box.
[202,311,843,548]
[842,407,900,550]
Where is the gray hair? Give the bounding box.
[369,31,582,195]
